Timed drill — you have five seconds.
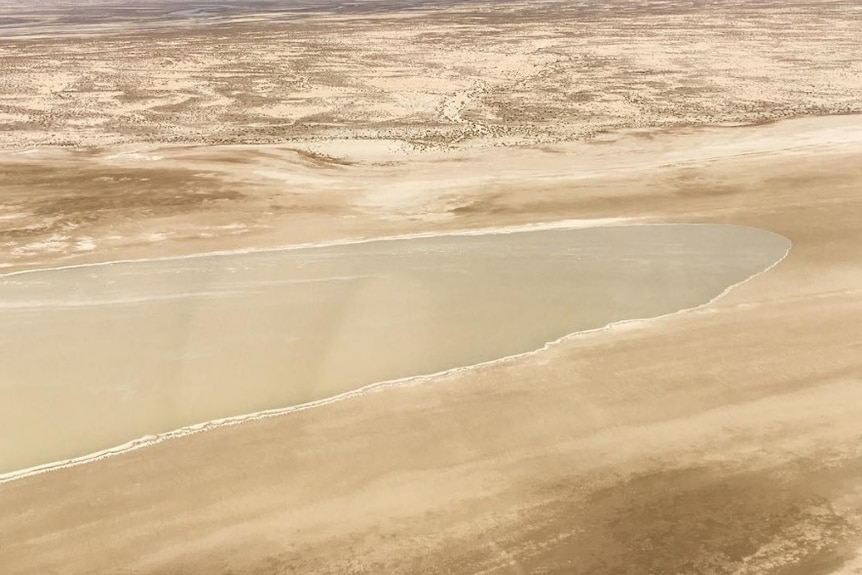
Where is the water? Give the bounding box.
[0,224,789,473]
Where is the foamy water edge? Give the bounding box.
[0,217,633,280]
[0,219,791,484]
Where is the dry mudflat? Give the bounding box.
[1,1,862,574]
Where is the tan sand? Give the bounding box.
[0,116,861,574]
[1,1,861,572]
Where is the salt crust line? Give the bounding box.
[0,220,791,485]
[0,217,635,280]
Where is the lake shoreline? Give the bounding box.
[0,222,790,482]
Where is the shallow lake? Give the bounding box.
[0,224,789,474]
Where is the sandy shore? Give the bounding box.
[2,0,862,572]
[1,116,861,573]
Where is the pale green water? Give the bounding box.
[0,224,789,473]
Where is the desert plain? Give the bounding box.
[1,0,862,573]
